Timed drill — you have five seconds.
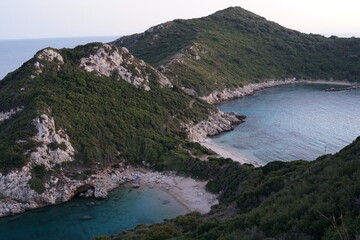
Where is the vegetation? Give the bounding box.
[0,43,214,174]
[103,137,360,240]
[1,6,360,240]
[114,7,360,96]
[29,164,47,194]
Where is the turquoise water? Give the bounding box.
[213,83,360,165]
[0,36,117,80]
[0,184,187,240]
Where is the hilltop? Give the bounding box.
[113,7,360,98]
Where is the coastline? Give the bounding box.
[134,169,218,214]
[0,166,218,218]
[193,79,357,167]
[1,79,357,218]
[201,139,260,167]
[303,80,355,86]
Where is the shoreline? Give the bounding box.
[132,168,218,214]
[303,80,356,86]
[201,139,261,167]
[0,166,218,219]
[194,79,358,167]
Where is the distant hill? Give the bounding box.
[113,7,360,96]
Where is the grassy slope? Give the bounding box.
[113,7,360,96]
[103,137,360,240]
[0,43,214,175]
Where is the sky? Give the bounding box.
[1,0,359,40]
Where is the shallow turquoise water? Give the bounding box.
[0,185,187,240]
[213,83,360,165]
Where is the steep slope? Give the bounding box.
[0,43,245,216]
[102,137,360,240]
[113,7,360,97]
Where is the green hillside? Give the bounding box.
[100,137,360,240]
[113,7,360,96]
[0,43,213,176]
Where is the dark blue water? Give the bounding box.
[0,36,117,80]
[0,185,187,240]
[213,83,360,165]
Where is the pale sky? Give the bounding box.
[1,0,359,40]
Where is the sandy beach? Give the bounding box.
[201,138,261,167]
[126,168,218,214]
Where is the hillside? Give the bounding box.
[113,7,360,97]
[0,43,242,216]
[98,136,360,240]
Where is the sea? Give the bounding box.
[212,83,360,166]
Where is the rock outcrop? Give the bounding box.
[30,114,75,168]
[186,111,246,142]
[37,49,64,64]
[80,44,172,90]
[0,107,23,123]
[200,79,298,104]
[33,49,64,76]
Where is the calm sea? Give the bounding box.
[0,36,117,80]
[213,83,360,165]
[0,184,187,240]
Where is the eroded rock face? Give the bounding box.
[33,49,64,76]
[0,107,23,123]
[37,49,64,64]
[186,111,246,142]
[30,114,75,169]
[80,44,172,90]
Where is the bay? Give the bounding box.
[212,83,360,165]
[0,184,187,240]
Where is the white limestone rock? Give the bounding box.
[186,111,246,142]
[80,44,172,90]
[0,106,23,123]
[30,114,75,169]
[37,49,64,64]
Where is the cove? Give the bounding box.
[0,184,187,240]
[211,83,360,166]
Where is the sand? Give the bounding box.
[201,139,261,167]
[126,168,218,214]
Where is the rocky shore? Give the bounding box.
[185,111,246,142]
[0,165,218,218]
[200,79,298,104]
